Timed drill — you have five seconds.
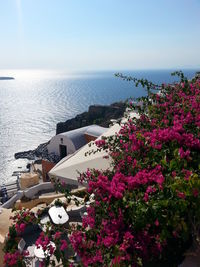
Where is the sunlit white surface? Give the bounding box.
[48,206,69,224]
[34,241,55,259]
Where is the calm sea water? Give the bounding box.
[0,69,197,184]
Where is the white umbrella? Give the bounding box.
[48,206,69,224]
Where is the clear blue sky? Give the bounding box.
[0,0,200,71]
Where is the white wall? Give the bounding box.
[47,134,76,157]
[2,191,24,209]
[1,183,55,208]
[24,182,54,199]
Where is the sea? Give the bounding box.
[0,69,198,184]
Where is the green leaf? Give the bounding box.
[169,159,177,170]
[161,159,167,167]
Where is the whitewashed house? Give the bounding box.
[47,125,108,160]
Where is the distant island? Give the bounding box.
[0,77,14,80]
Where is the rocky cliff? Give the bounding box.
[15,101,126,161]
[56,102,126,134]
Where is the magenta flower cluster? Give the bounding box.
[3,73,200,267]
[70,74,200,266]
[4,251,24,267]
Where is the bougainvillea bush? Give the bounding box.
[3,72,200,267]
[3,209,37,267]
[70,72,200,266]
[3,208,71,267]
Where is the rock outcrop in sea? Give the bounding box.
[0,77,15,80]
[15,142,49,160]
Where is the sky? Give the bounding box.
[0,0,200,71]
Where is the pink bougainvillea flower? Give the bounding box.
[193,188,199,197]
[60,239,68,251]
[177,191,186,199]
[53,231,62,240]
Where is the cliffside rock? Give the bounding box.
[56,102,126,134]
[15,101,126,161]
[14,142,58,162]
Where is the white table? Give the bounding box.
[34,241,55,259]
[48,206,69,225]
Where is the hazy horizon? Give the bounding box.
[0,0,200,71]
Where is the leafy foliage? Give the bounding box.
[4,71,200,267]
[70,71,200,266]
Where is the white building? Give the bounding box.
[47,125,108,160]
[49,123,120,185]
[48,112,140,186]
